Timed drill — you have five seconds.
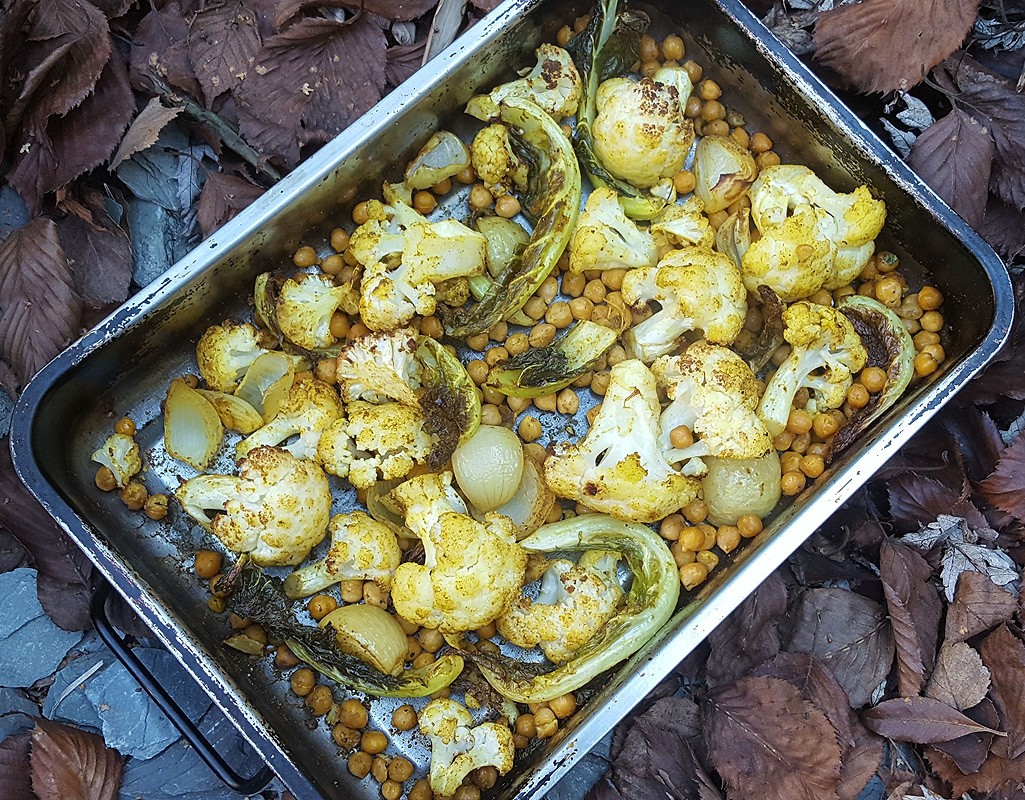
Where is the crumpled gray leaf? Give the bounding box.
[901,515,1018,601]
[892,93,936,131]
[880,118,917,158]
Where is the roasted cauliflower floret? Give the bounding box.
[91,433,142,488]
[468,44,583,122]
[275,273,358,351]
[419,698,515,797]
[743,165,887,300]
[470,123,529,197]
[650,197,715,257]
[336,328,421,406]
[174,446,331,566]
[651,342,772,477]
[283,511,402,598]
[592,77,695,189]
[757,301,868,437]
[497,554,623,664]
[389,473,527,633]
[621,247,747,364]
[351,200,487,331]
[568,187,658,273]
[235,377,343,461]
[316,401,432,489]
[543,360,700,523]
[195,321,267,393]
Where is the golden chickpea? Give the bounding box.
[522,296,547,321]
[243,623,267,646]
[874,275,903,307]
[731,127,751,149]
[716,525,742,553]
[922,343,945,363]
[917,285,943,310]
[496,194,521,218]
[920,310,944,332]
[372,757,389,784]
[469,184,493,211]
[454,785,482,800]
[381,780,403,800]
[791,432,811,455]
[349,751,373,778]
[704,119,729,137]
[485,346,509,367]
[914,352,938,377]
[479,404,502,426]
[781,470,806,496]
[534,393,557,412]
[800,454,825,479]
[194,550,222,580]
[455,164,476,184]
[142,493,168,521]
[673,169,696,195]
[361,730,388,755]
[328,228,349,252]
[275,645,300,669]
[363,582,389,609]
[669,424,694,449]
[412,652,435,669]
[682,59,703,82]
[680,561,709,590]
[524,442,548,466]
[473,765,499,790]
[305,593,337,622]
[386,704,416,733]
[696,549,720,571]
[914,330,941,349]
[582,279,606,304]
[554,388,579,415]
[518,415,543,443]
[639,34,659,62]
[409,778,434,800]
[418,627,444,653]
[780,451,802,474]
[416,315,442,339]
[846,382,870,409]
[120,481,148,511]
[697,78,722,101]
[679,500,706,526]
[293,245,318,268]
[811,412,840,440]
[661,33,685,61]
[504,332,529,356]
[332,723,361,750]
[412,190,437,214]
[786,408,813,435]
[320,254,344,277]
[755,151,781,169]
[431,177,452,195]
[389,756,415,782]
[700,100,726,122]
[340,580,364,603]
[749,132,773,153]
[669,538,695,566]
[348,321,371,341]
[738,514,763,539]
[507,395,531,414]
[684,94,703,119]
[463,359,487,386]
[305,684,334,716]
[113,416,136,437]
[529,323,557,348]
[542,302,570,329]
[656,515,686,545]
[534,707,558,738]
[352,202,371,225]
[556,24,572,46]
[335,698,367,729]
[94,466,118,492]
[290,668,316,697]
[549,693,577,719]
[565,296,592,321]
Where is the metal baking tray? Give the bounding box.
[10,0,1014,796]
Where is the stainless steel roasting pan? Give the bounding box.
[10,0,1015,797]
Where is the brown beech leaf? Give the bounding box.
[837,729,885,800]
[0,733,34,800]
[978,434,1025,524]
[611,697,703,799]
[30,718,123,800]
[0,437,93,630]
[385,42,426,87]
[705,571,787,688]
[786,588,895,708]
[0,218,82,386]
[236,13,386,168]
[4,0,111,134]
[129,2,203,99]
[196,172,265,237]
[928,697,1000,776]
[979,195,1025,262]
[862,696,1002,743]
[56,210,131,308]
[110,97,183,170]
[704,675,843,800]
[928,746,1025,798]
[937,54,1025,210]
[945,570,1018,643]
[8,51,134,213]
[752,652,856,750]
[907,109,993,230]
[880,537,942,697]
[980,624,1025,761]
[189,0,262,106]
[813,0,980,95]
[925,642,991,711]
[887,472,988,533]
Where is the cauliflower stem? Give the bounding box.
[469,514,680,703]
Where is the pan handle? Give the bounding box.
[90,581,275,795]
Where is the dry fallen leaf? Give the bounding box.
[786,587,895,708]
[924,641,991,711]
[196,172,265,238]
[0,217,83,386]
[56,195,132,308]
[907,108,993,230]
[188,0,262,106]
[30,718,124,800]
[862,696,1002,744]
[944,569,1018,643]
[110,97,183,170]
[236,14,386,168]
[705,570,786,689]
[880,537,942,698]
[0,732,34,800]
[704,675,843,800]
[980,624,1025,761]
[927,697,998,776]
[611,697,703,800]
[813,0,980,94]
[978,433,1025,524]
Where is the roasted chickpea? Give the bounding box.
[738,514,763,539]
[392,704,418,732]
[307,594,338,621]
[679,561,709,590]
[194,549,223,580]
[305,684,334,716]
[349,751,373,778]
[290,668,316,697]
[332,724,361,750]
[549,693,577,719]
[143,493,169,521]
[473,766,499,790]
[293,245,318,268]
[361,730,388,756]
[469,185,493,211]
[495,194,521,218]
[95,466,118,492]
[275,645,300,669]
[661,34,685,61]
[518,415,543,443]
[409,778,434,800]
[120,481,148,511]
[389,756,415,782]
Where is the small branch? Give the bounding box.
[146,74,282,182]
